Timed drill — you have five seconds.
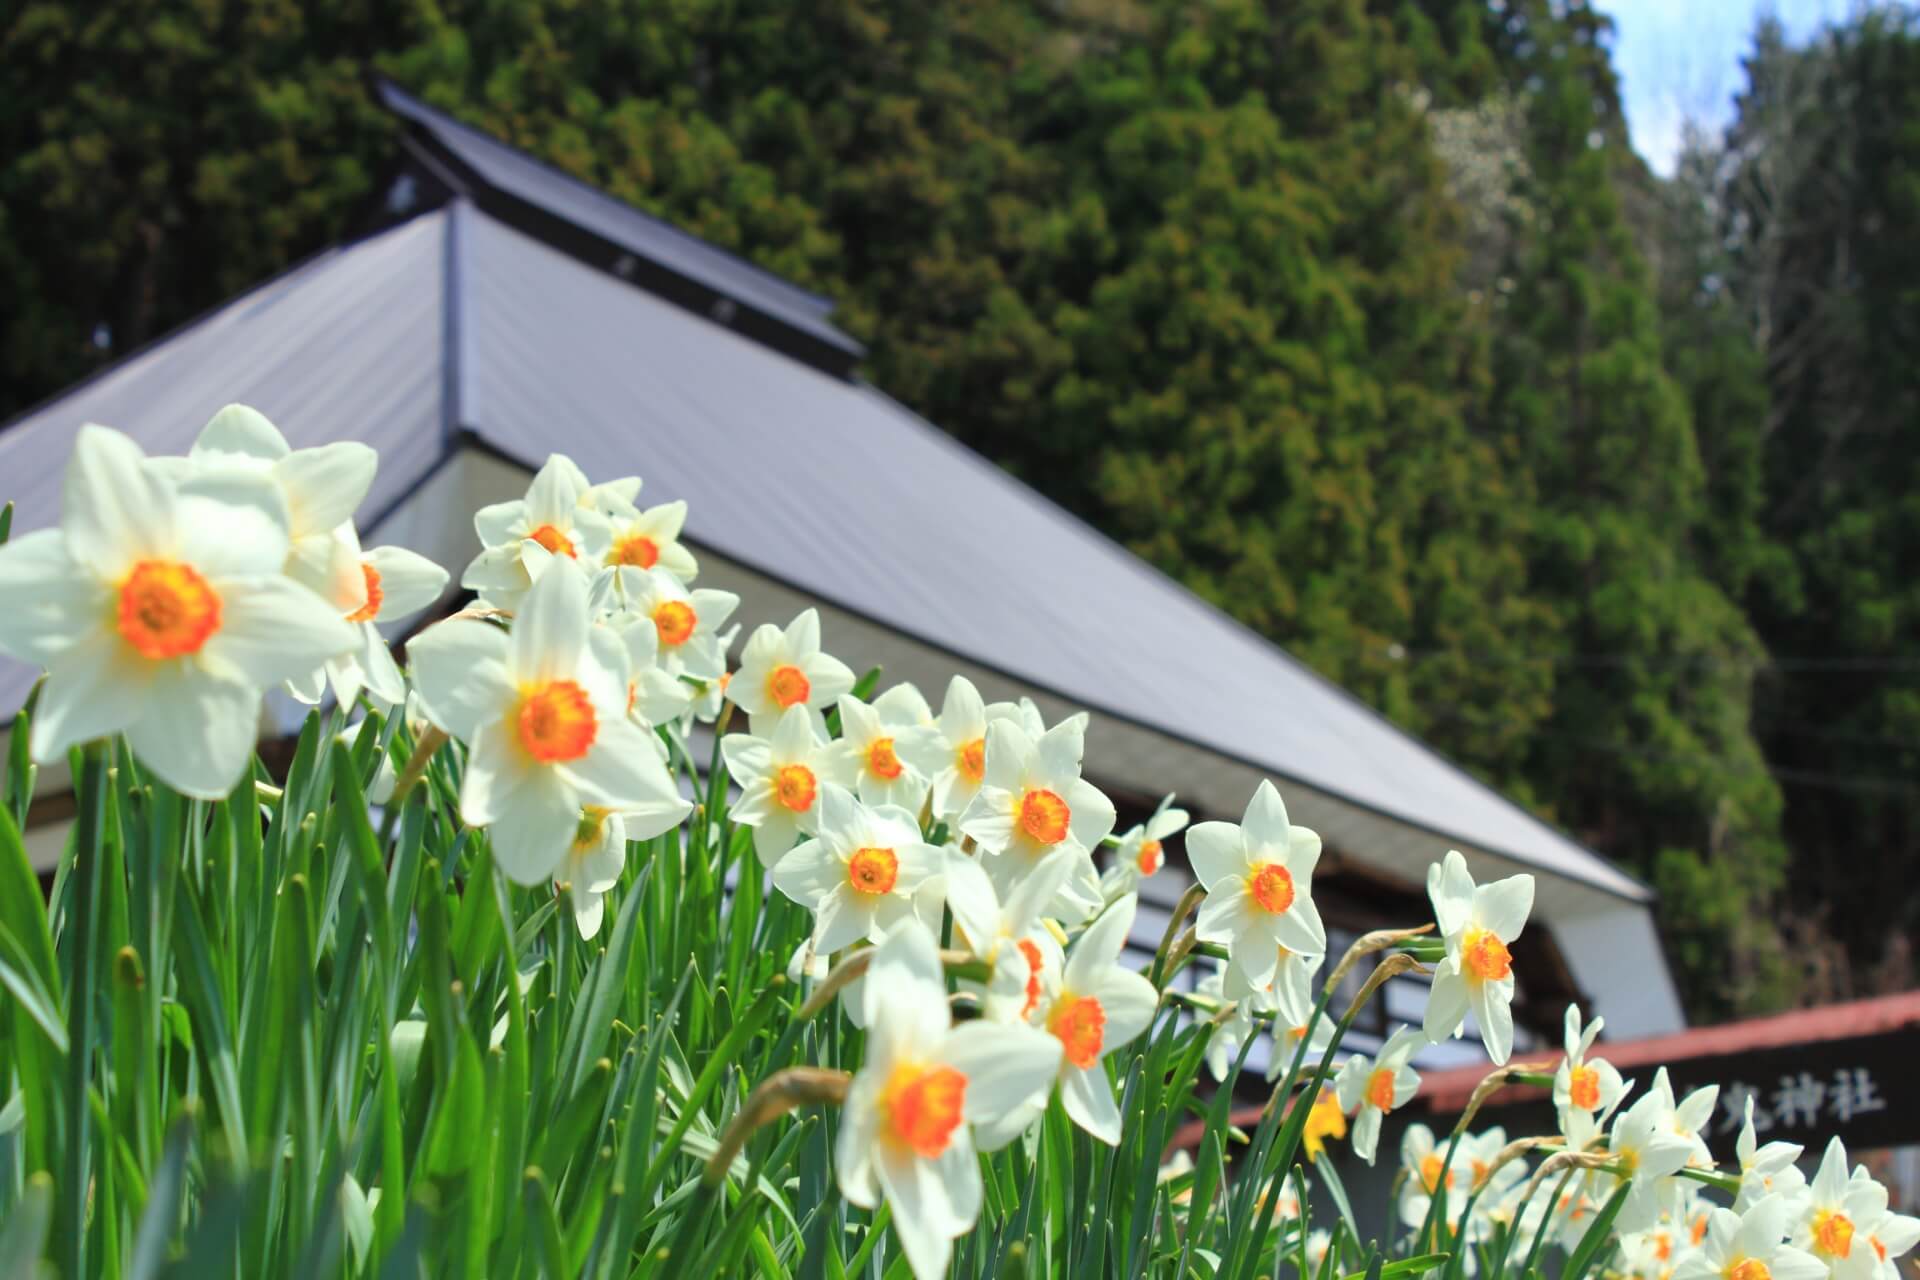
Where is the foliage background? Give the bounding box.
[3,0,1916,1021]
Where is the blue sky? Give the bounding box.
[1596,0,1854,174]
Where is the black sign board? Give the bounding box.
[1413,1023,1920,1161]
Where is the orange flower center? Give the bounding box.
[1464,928,1513,981]
[768,663,810,708]
[1471,1158,1491,1190]
[1729,1260,1771,1280]
[652,600,696,647]
[1568,1063,1601,1110]
[772,764,817,813]
[1137,838,1162,875]
[1654,1234,1673,1263]
[1018,938,1045,1018]
[346,562,384,622]
[1249,862,1296,914]
[881,1063,967,1159]
[528,523,576,558]
[1419,1152,1454,1194]
[1692,1215,1710,1246]
[117,560,222,659]
[847,847,899,895]
[1872,1239,1887,1263]
[516,680,597,762]
[866,736,903,780]
[1049,994,1106,1069]
[611,533,659,568]
[957,736,986,783]
[1016,788,1070,846]
[1814,1212,1855,1259]
[1367,1066,1398,1112]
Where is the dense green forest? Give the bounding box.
[2,0,1915,1022]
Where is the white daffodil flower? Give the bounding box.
[1736,1095,1806,1211]
[836,921,1062,1280]
[1195,968,1258,1082]
[607,608,693,733]
[957,717,1115,921]
[600,496,698,582]
[180,404,379,602]
[1398,1123,1469,1230]
[942,850,1070,1026]
[603,565,736,681]
[771,784,944,954]
[1460,1126,1529,1232]
[730,608,856,734]
[722,704,853,862]
[1676,1196,1828,1280]
[683,622,740,725]
[1268,1001,1337,1083]
[1422,849,1534,1065]
[1333,1025,1425,1164]
[1032,895,1159,1145]
[1100,800,1189,899]
[1622,1223,1690,1280]
[288,525,448,709]
[407,558,689,883]
[1187,780,1327,993]
[826,692,943,813]
[1608,1087,1704,1234]
[548,453,641,518]
[1792,1139,1886,1280]
[914,676,996,826]
[1853,1168,1920,1280]
[462,454,614,610]
[0,425,357,798]
[561,806,632,939]
[1554,1003,1626,1124]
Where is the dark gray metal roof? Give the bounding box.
[375,79,864,377]
[0,200,1652,903]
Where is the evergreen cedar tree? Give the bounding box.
[3,0,1915,1018]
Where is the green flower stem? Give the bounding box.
[61,739,106,1280]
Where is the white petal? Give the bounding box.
[204,576,358,686]
[874,1144,964,1280]
[406,618,512,740]
[1065,777,1116,850]
[835,1072,883,1209]
[1430,851,1475,938]
[938,1020,1061,1136]
[1088,969,1159,1050]
[562,718,691,837]
[125,666,262,799]
[352,625,408,707]
[64,425,174,576]
[482,766,578,885]
[1424,966,1471,1042]
[1060,1066,1123,1145]
[1475,875,1535,941]
[510,558,590,683]
[1064,895,1136,993]
[771,840,842,911]
[1184,821,1246,889]
[31,633,150,759]
[272,442,377,538]
[942,856,1001,958]
[0,529,103,664]
[1470,975,1515,1065]
[1242,779,1292,849]
[363,545,449,619]
[193,404,288,461]
[1194,882,1255,947]
[175,470,293,579]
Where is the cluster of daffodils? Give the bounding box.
[0,409,447,798]
[9,420,1916,1280]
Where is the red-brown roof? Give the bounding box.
[1418,991,1920,1113]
